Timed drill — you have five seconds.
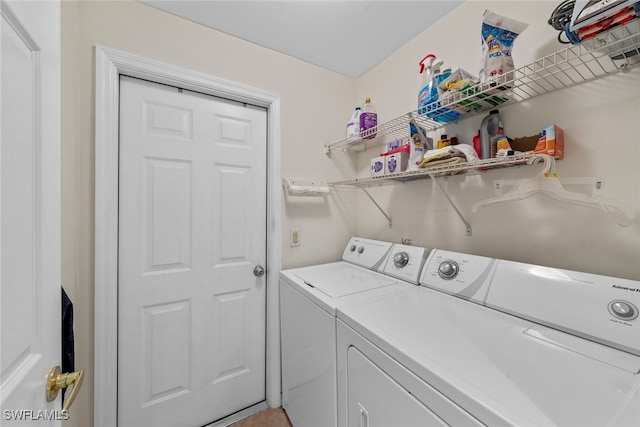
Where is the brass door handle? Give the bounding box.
[46,365,84,413]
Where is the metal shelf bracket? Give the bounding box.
[361,187,392,228]
[429,173,472,236]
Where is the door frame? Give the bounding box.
[94,45,282,427]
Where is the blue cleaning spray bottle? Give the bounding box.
[417,54,436,115]
[418,55,459,123]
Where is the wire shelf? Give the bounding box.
[329,154,532,188]
[325,20,640,154]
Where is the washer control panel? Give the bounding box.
[422,249,640,357]
[488,259,640,356]
[383,244,429,284]
[342,237,393,272]
[419,250,495,302]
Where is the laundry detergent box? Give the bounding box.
[386,152,409,174]
[534,125,564,159]
[371,156,386,176]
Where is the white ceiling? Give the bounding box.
[141,1,463,78]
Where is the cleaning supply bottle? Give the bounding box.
[479,110,501,159]
[473,130,482,157]
[417,54,436,115]
[418,55,459,123]
[359,97,377,139]
[437,134,451,149]
[346,107,361,139]
[430,58,443,80]
[497,114,505,138]
[425,58,444,120]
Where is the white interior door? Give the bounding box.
[118,76,267,427]
[1,0,64,425]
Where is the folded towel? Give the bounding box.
[420,156,467,169]
[421,146,455,164]
[452,144,479,162]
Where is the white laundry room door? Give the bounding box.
[1,0,75,425]
[118,76,268,427]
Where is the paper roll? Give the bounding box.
[284,179,330,197]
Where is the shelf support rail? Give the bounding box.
[361,187,392,228]
[429,173,472,236]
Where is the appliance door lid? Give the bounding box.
[295,264,398,297]
[338,286,640,427]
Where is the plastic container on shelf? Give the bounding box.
[346,107,361,139]
[479,109,502,159]
[437,134,451,149]
[473,130,481,157]
[417,54,436,115]
[359,97,377,140]
[417,55,460,123]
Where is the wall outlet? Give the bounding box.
[289,228,300,247]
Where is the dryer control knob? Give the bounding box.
[438,261,459,280]
[609,300,638,320]
[350,244,357,252]
[393,252,410,268]
[357,246,365,254]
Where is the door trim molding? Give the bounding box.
[94,45,282,427]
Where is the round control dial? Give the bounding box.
[350,244,356,252]
[357,246,364,254]
[393,252,410,268]
[608,300,638,320]
[438,260,459,280]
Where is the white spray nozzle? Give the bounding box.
[431,59,444,74]
[419,54,436,74]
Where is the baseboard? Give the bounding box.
[204,401,269,427]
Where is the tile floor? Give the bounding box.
[232,408,292,427]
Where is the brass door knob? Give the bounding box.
[46,366,84,413]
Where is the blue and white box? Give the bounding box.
[371,156,386,176]
[386,152,409,174]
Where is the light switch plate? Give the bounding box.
[290,228,300,247]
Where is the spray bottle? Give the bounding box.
[431,58,443,77]
[429,59,446,121]
[429,58,444,109]
[417,54,436,115]
[418,55,459,123]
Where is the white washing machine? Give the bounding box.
[280,237,429,427]
[337,249,640,426]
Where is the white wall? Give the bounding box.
[351,0,640,278]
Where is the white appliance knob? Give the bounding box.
[393,252,410,268]
[350,244,357,252]
[609,300,637,319]
[438,261,459,280]
[357,246,365,254]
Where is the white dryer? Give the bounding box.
[337,249,640,426]
[280,237,429,427]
